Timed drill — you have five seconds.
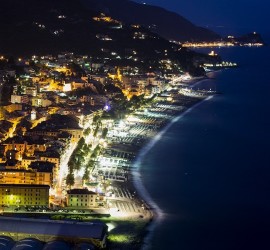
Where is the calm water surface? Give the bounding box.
[140,46,270,250]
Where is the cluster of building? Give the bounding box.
[0,126,82,207]
[179,33,264,48]
[0,9,254,247]
[119,75,167,99]
[0,50,182,248]
[0,38,216,247]
[0,52,180,210]
[0,54,100,208]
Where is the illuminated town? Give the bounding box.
[179,33,264,48]
[181,40,264,48]
[0,50,223,248]
[0,0,266,249]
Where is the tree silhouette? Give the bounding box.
[66,172,75,189]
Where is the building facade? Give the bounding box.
[67,189,98,208]
[0,184,49,206]
[0,169,51,186]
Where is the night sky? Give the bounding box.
[134,0,270,38]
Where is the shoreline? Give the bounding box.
[131,95,214,250]
[104,76,216,249]
[2,76,216,249]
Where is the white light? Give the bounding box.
[106,222,117,232]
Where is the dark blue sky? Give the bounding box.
[135,0,270,38]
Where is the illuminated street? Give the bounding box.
[52,142,78,204]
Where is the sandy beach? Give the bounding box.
[95,77,215,249]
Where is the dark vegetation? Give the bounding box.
[0,0,220,76]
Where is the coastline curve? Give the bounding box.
[132,95,214,250]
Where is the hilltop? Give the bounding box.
[81,0,220,42]
[0,0,220,75]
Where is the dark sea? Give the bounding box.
[139,46,270,250]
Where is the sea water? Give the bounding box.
[139,46,270,250]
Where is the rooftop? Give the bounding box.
[0,184,50,188]
[0,217,107,241]
[67,189,97,195]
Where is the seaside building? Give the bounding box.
[66,189,99,208]
[0,168,51,186]
[0,217,107,248]
[0,184,49,206]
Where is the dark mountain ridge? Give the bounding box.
[0,0,220,76]
[80,0,220,42]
